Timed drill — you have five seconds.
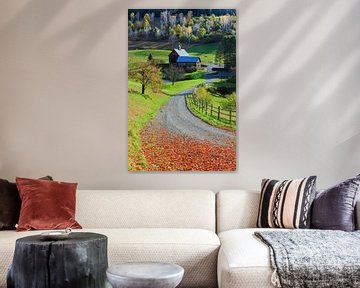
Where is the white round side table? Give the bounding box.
[106,262,184,288]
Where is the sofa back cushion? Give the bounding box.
[217,190,360,233]
[216,190,260,233]
[76,190,216,231]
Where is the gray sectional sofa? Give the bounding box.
[0,189,359,288]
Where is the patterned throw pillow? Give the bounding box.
[257,176,317,229]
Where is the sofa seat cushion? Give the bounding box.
[0,228,219,288]
[101,228,220,288]
[218,228,281,288]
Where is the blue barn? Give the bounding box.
[168,46,201,69]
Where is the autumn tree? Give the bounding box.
[194,87,212,104]
[198,27,207,39]
[165,66,184,85]
[143,13,151,37]
[128,21,135,33]
[220,14,231,31]
[129,62,162,95]
[186,26,192,45]
[130,12,135,22]
[174,24,183,36]
[222,92,236,110]
[128,12,135,33]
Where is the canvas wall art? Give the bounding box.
[128,9,236,171]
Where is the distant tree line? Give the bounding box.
[128,9,236,45]
[128,9,236,18]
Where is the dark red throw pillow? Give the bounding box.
[16,177,82,231]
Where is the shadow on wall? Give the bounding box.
[236,0,360,165]
[239,0,360,119]
[0,0,359,184]
[1,0,359,136]
[0,0,136,57]
[0,0,71,36]
[43,1,129,56]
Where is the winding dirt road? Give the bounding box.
[157,91,235,145]
[140,67,236,171]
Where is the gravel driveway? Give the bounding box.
[154,95,235,146]
[145,65,235,146]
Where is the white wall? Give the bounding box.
[0,0,359,191]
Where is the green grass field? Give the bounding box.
[185,93,236,131]
[187,43,219,63]
[162,79,207,96]
[128,80,170,170]
[184,69,206,80]
[128,49,171,66]
[212,96,228,109]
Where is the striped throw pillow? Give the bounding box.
[257,176,317,229]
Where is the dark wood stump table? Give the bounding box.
[7,232,108,288]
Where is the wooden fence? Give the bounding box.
[186,93,236,126]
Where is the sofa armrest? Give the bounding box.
[356,200,360,230]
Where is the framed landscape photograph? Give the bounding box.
[128,9,237,171]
